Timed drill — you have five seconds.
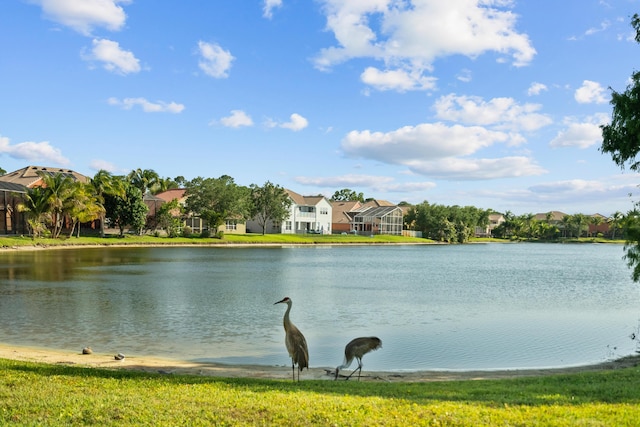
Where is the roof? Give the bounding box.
[354,206,402,218]
[331,200,362,223]
[155,188,187,202]
[534,211,568,222]
[0,181,27,193]
[285,189,328,206]
[0,165,89,188]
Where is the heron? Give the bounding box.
[335,337,382,381]
[274,297,309,381]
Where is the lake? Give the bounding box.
[0,243,638,372]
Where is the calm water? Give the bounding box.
[0,243,639,372]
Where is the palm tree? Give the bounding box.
[17,186,50,238]
[37,172,76,238]
[91,170,125,237]
[67,182,104,237]
[608,211,623,239]
[128,168,159,196]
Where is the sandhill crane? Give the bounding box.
[335,336,382,381]
[274,297,309,381]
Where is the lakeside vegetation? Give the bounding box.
[1,357,639,426]
[0,233,626,250]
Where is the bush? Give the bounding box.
[216,230,224,239]
[200,229,211,238]
[182,226,192,237]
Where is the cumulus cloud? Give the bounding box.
[197,41,234,78]
[294,174,436,193]
[360,67,437,92]
[549,114,609,149]
[266,113,309,131]
[263,0,282,19]
[575,80,608,104]
[107,97,185,113]
[219,110,254,128]
[83,38,140,74]
[527,82,548,96]
[314,0,535,91]
[0,134,70,165]
[89,159,120,173]
[33,0,129,35]
[433,94,553,133]
[340,112,549,181]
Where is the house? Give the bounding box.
[0,181,28,234]
[0,165,89,187]
[475,213,506,237]
[331,199,404,236]
[331,200,363,234]
[0,166,90,235]
[246,189,332,234]
[153,188,246,234]
[588,213,610,237]
[533,211,568,224]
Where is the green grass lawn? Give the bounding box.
[1,358,639,426]
[0,232,432,249]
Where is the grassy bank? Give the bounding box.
[0,233,432,249]
[1,358,639,426]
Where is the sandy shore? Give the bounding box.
[1,343,638,382]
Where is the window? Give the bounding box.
[225,220,237,231]
[320,207,328,215]
[285,221,292,231]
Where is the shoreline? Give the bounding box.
[1,343,639,382]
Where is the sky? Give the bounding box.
[1,0,640,217]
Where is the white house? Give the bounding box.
[246,189,332,234]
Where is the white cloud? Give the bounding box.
[89,159,120,173]
[340,118,549,180]
[107,97,185,113]
[405,156,547,180]
[585,20,611,36]
[33,0,129,35]
[0,134,70,165]
[575,80,608,104]
[549,115,608,149]
[219,110,254,128]
[360,67,437,92]
[197,41,234,78]
[434,94,552,133]
[267,113,309,131]
[527,82,547,96]
[84,38,140,74]
[314,0,536,91]
[294,174,436,193]
[263,0,283,19]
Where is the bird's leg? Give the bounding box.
[292,361,295,381]
[334,368,339,380]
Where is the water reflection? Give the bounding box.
[0,243,638,371]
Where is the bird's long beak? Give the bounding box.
[274,298,286,305]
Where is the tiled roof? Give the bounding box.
[0,165,89,188]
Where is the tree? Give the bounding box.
[249,181,292,235]
[104,182,148,236]
[17,186,50,238]
[128,168,159,196]
[155,198,182,237]
[184,175,250,234]
[331,188,364,202]
[91,170,125,237]
[67,182,104,237]
[600,14,640,171]
[38,171,77,238]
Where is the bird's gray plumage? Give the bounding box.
[274,297,309,381]
[335,336,382,381]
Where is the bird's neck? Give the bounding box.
[283,303,292,329]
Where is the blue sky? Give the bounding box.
[1,0,640,216]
